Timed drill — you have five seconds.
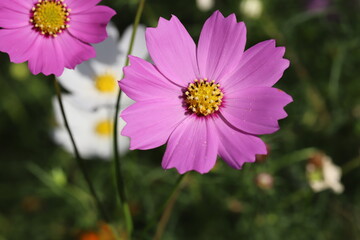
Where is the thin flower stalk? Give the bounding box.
[153,174,188,240]
[54,78,110,223]
[112,0,146,238]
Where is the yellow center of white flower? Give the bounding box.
[95,73,117,93]
[95,120,113,137]
[30,0,70,37]
[185,78,223,116]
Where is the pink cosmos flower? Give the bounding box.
[119,11,292,174]
[0,0,115,76]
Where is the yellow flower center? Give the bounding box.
[185,78,224,116]
[95,120,113,137]
[95,73,118,93]
[30,0,70,37]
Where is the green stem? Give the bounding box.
[54,78,110,223]
[328,45,346,105]
[342,157,360,175]
[278,188,311,209]
[273,147,318,172]
[112,0,146,238]
[153,174,188,240]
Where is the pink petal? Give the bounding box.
[56,31,96,70]
[121,99,188,150]
[0,0,33,12]
[28,36,65,76]
[0,27,38,64]
[221,40,290,91]
[120,56,181,102]
[212,116,267,169]
[162,116,219,174]
[197,11,246,82]
[0,7,30,28]
[65,0,102,13]
[146,15,199,86]
[220,87,293,135]
[68,6,116,44]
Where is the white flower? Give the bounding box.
[52,96,129,159]
[57,23,148,110]
[196,0,215,12]
[239,0,263,19]
[307,154,344,194]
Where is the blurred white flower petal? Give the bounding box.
[119,25,147,60]
[93,22,121,65]
[57,23,147,110]
[239,0,263,19]
[106,22,120,40]
[52,96,129,159]
[58,62,95,95]
[196,0,214,12]
[307,153,344,194]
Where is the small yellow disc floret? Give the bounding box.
[95,120,113,137]
[185,78,224,116]
[95,73,117,93]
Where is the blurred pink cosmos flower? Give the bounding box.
[0,0,115,76]
[119,11,292,174]
[306,0,330,12]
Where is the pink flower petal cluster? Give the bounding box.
[119,11,292,174]
[0,0,115,76]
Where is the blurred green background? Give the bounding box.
[1,0,360,239]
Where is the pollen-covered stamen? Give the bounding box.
[30,0,71,37]
[185,78,224,116]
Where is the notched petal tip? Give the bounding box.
[275,88,294,105]
[126,55,142,66]
[170,14,180,20]
[209,10,245,24]
[281,58,290,71]
[54,69,65,77]
[120,55,139,84]
[227,13,238,23]
[163,165,213,175]
[286,93,294,104]
[148,16,170,31]
[270,42,289,62]
[212,10,224,18]
[106,7,117,18]
[276,46,286,57]
[238,20,246,28]
[268,39,276,46]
